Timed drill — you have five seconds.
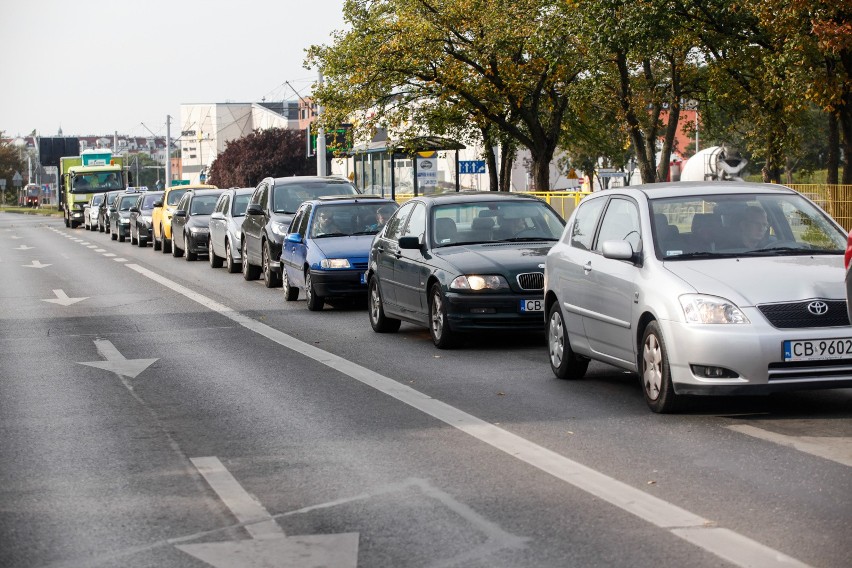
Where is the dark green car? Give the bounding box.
[367,192,566,348]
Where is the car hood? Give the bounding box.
[434,242,553,274]
[663,255,845,305]
[314,234,375,258]
[188,215,212,228]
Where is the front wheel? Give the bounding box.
[242,241,260,280]
[283,269,299,301]
[225,241,239,273]
[429,284,456,349]
[209,238,223,268]
[305,271,324,311]
[368,276,400,332]
[641,321,680,413]
[547,301,589,380]
[184,234,197,261]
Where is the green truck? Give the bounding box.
[60,150,126,228]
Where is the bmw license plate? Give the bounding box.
[784,338,852,362]
[520,299,543,313]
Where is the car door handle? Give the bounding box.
[394,251,402,259]
[583,261,592,273]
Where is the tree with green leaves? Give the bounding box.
[207,128,314,188]
[307,0,585,191]
[0,134,26,205]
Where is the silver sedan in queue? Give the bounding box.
[209,187,253,272]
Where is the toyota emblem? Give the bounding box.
[807,301,829,316]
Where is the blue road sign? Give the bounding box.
[459,160,486,174]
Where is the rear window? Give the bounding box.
[272,182,358,214]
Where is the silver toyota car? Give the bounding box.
[544,182,852,413]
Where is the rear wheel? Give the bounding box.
[153,226,162,251]
[305,271,324,311]
[118,229,125,242]
[429,284,456,349]
[547,301,589,380]
[111,230,118,241]
[283,269,298,301]
[262,242,281,288]
[368,276,400,333]
[641,321,680,413]
[162,227,172,254]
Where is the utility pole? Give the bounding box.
[316,69,327,176]
[165,115,172,188]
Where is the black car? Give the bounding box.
[241,176,359,287]
[97,190,122,233]
[170,189,224,261]
[129,191,164,247]
[367,192,566,348]
[110,191,142,242]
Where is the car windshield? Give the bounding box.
[309,202,399,238]
[431,200,565,247]
[272,182,358,214]
[118,195,138,211]
[91,194,104,205]
[651,193,846,260]
[232,193,251,217]
[166,189,188,206]
[142,193,161,209]
[190,195,219,215]
[72,172,122,193]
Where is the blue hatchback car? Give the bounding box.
[279,196,399,311]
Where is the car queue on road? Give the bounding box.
[65,178,852,413]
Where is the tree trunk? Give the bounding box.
[616,51,657,183]
[499,144,514,191]
[827,112,839,185]
[483,144,499,191]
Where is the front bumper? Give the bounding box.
[310,269,368,297]
[186,232,209,254]
[659,313,852,395]
[445,291,545,332]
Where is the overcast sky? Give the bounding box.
[0,0,346,140]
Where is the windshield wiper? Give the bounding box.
[351,230,378,235]
[272,209,296,214]
[313,232,347,238]
[498,237,558,242]
[748,246,842,256]
[663,251,740,260]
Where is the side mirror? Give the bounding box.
[286,233,302,243]
[398,236,422,250]
[129,207,139,213]
[246,204,263,216]
[153,200,163,208]
[174,210,187,218]
[601,239,636,261]
[211,212,225,220]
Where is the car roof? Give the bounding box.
[617,181,798,200]
[269,176,356,187]
[315,195,393,204]
[186,189,223,197]
[167,184,217,192]
[406,191,547,205]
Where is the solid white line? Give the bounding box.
[729,424,852,468]
[125,263,810,568]
[190,457,286,540]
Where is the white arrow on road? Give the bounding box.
[78,339,158,378]
[10,235,22,239]
[14,244,34,250]
[176,457,359,568]
[42,289,88,306]
[23,260,51,268]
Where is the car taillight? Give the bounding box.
[845,230,852,269]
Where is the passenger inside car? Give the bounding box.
[689,213,723,252]
[434,217,458,244]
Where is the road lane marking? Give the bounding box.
[78,339,158,379]
[102,252,115,257]
[23,260,50,268]
[728,424,852,467]
[113,257,127,262]
[14,244,34,250]
[42,289,88,306]
[125,263,810,568]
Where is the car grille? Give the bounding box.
[516,272,544,291]
[768,360,852,382]
[352,261,368,270]
[757,300,849,329]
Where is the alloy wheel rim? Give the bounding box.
[643,334,662,400]
[548,312,564,368]
[305,273,313,302]
[262,246,268,275]
[370,284,380,322]
[431,292,443,338]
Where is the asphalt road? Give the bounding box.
[1,212,850,568]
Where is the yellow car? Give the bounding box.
[152,184,217,253]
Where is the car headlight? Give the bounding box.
[320,258,351,269]
[679,294,749,324]
[450,275,509,291]
[119,218,130,224]
[190,227,209,235]
[270,222,289,237]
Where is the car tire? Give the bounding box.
[130,229,137,245]
[162,229,172,254]
[225,241,239,273]
[641,320,680,414]
[283,269,298,301]
[305,271,324,311]
[118,230,125,243]
[172,234,183,257]
[242,241,260,280]
[209,239,223,268]
[185,234,197,261]
[429,284,457,349]
[153,227,162,251]
[138,235,147,248]
[262,241,282,288]
[368,275,400,333]
[547,301,589,380]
